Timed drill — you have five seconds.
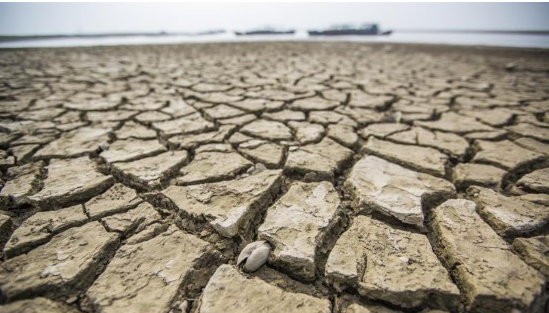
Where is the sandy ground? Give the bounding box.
[0,41,548,313]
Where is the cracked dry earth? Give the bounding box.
[0,42,548,313]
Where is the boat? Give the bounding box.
[308,23,391,36]
[234,28,295,36]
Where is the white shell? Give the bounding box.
[237,240,271,272]
[237,241,261,265]
[383,111,402,123]
[392,111,402,124]
[99,141,109,151]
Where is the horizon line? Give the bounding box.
[2,28,549,42]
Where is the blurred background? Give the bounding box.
[1,2,549,48]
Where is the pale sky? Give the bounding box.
[1,3,549,36]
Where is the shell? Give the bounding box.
[237,241,262,265]
[99,141,110,151]
[237,240,271,272]
[382,111,402,123]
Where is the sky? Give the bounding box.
[1,3,549,36]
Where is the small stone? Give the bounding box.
[162,170,282,238]
[87,228,217,313]
[0,221,119,301]
[238,140,285,168]
[362,137,448,177]
[516,168,549,193]
[28,157,114,209]
[467,186,549,238]
[326,215,459,310]
[100,138,166,163]
[512,235,549,279]
[0,297,81,313]
[240,119,293,141]
[199,265,331,313]
[432,199,545,313]
[34,127,111,158]
[451,163,506,190]
[112,151,189,189]
[177,151,252,185]
[285,137,353,181]
[472,139,546,171]
[4,204,88,257]
[258,181,341,281]
[345,156,455,230]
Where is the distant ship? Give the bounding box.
[235,28,295,36]
[308,23,391,36]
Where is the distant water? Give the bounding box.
[1,31,549,49]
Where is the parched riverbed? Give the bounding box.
[0,42,548,313]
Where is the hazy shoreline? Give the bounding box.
[2,32,549,50]
[2,29,549,43]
